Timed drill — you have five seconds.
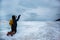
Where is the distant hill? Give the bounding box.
[56,19,60,21]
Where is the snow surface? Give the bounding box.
[0,21,60,40]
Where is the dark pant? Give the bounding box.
[11,26,17,33]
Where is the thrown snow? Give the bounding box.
[0,21,60,40]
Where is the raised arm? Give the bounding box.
[16,15,21,21]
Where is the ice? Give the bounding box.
[0,21,60,40]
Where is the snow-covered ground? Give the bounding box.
[0,21,60,40]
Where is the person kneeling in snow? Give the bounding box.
[7,15,21,36]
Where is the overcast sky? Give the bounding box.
[0,0,60,21]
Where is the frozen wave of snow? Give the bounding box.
[0,21,60,40]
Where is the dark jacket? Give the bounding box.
[11,15,21,33]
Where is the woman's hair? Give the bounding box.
[12,15,16,20]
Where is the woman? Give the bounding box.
[7,15,21,36]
